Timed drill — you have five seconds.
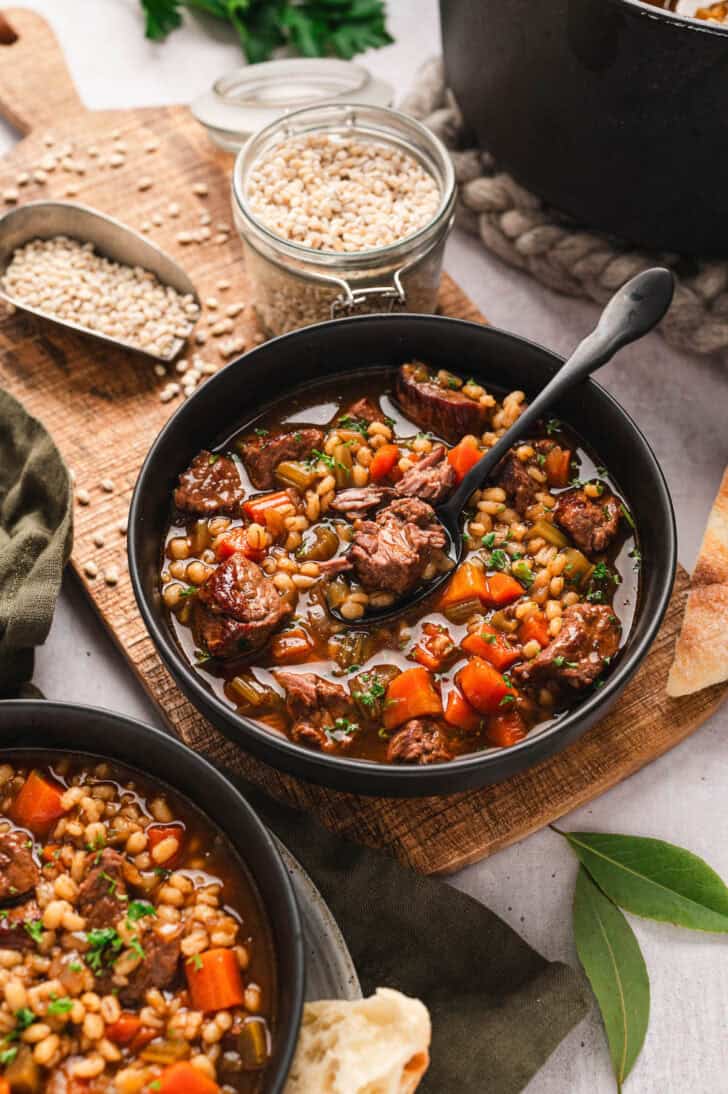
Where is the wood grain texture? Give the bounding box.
[0,9,725,874]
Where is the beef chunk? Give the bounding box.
[341,397,386,425]
[386,719,453,765]
[174,451,245,516]
[241,427,324,490]
[275,671,354,751]
[330,485,394,518]
[554,487,621,553]
[350,664,401,722]
[512,603,621,690]
[0,898,41,950]
[118,926,182,1006]
[0,830,39,903]
[196,553,291,659]
[395,444,456,505]
[350,497,447,596]
[395,363,490,443]
[78,848,128,928]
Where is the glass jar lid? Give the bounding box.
[191,58,394,151]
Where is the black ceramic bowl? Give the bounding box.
[129,313,676,797]
[441,0,728,255]
[0,699,305,1094]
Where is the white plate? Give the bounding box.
[274,838,361,1001]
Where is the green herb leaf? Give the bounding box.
[487,548,510,572]
[620,504,636,531]
[47,996,73,1017]
[126,900,157,924]
[85,927,124,972]
[24,920,44,944]
[14,1007,36,1031]
[0,1046,18,1066]
[573,866,650,1091]
[545,418,562,435]
[140,0,182,40]
[481,532,496,549]
[564,831,728,932]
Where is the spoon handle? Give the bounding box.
[438,267,674,524]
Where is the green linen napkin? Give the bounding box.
[0,390,588,1091]
[0,387,72,696]
[239,782,590,1094]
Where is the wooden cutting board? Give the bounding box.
[0,8,725,874]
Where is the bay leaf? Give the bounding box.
[573,866,650,1091]
[565,831,728,932]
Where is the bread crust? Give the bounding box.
[667,468,728,697]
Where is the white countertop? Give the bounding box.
[2,3,727,1090]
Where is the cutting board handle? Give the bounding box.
[0,9,82,135]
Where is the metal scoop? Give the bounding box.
[0,201,200,362]
[330,266,675,626]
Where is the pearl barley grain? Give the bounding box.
[1,236,199,358]
[246,132,440,252]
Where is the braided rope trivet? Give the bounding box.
[401,59,728,364]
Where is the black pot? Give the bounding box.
[440,0,728,255]
[0,699,305,1094]
[129,313,676,797]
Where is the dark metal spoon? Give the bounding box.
[330,266,674,626]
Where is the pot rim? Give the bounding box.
[613,0,728,33]
[128,313,677,794]
[0,698,306,1093]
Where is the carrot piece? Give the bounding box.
[444,687,484,733]
[369,443,400,483]
[519,611,551,648]
[447,436,481,483]
[11,770,66,835]
[439,562,489,609]
[105,1012,143,1045]
[457,657,517,715]
[158,1062,220,1094]
[0,1079,10,1094]
[214,525,265,562]
[383,667,443,730]
[411,622,456,673]
[146,823,185,868]
[487,710,527,748]
[185,948,245,1013]
[41,843,60,863]
[130,1026,159,1053]
[270,627,315,665]
[482,572,524,607]
[461,625,521,671]
[242,490,293,527]
[544,446,572,488]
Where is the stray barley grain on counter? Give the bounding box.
[1,236,200,358]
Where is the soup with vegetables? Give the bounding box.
[0,755,276,1093]
[161,363,640,767]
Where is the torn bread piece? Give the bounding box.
[667,468,728,697]
[283,988,431,1094]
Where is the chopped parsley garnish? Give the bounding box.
[553,656,578,668]
[325,717,360,743]
[25,838,33,850]
[69,961,83,973]
[100,871,118,895]
[592,561,610,581]
[481,532,496,548]
[499,694,516,706]
[352,674,386,709]
[536,453,546,467]
[586,588,604,602]
[187,953,204,971]
[149,1082,161,1092]
[126,900,156,924]
[0,910,8,922]
[207,453,220,465]
[47,996,73,1017]
[0,1047,18,1066]
[377,727,390,740]
[129,936,145,960]
[14,1008,36,1031]
[310,449,346,472]
[337,415,369,436]
[86,833,106,852]
[253,427,269,437]
[24,920,44,944]
[487,549,510,572]
[545,418,562,436]
[629,547,642,571]
[194,648,213,664]
[178,584,198,599]
[480,632,497,645]
[85,927,124,972]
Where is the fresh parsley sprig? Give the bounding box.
[139,0,393,64]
